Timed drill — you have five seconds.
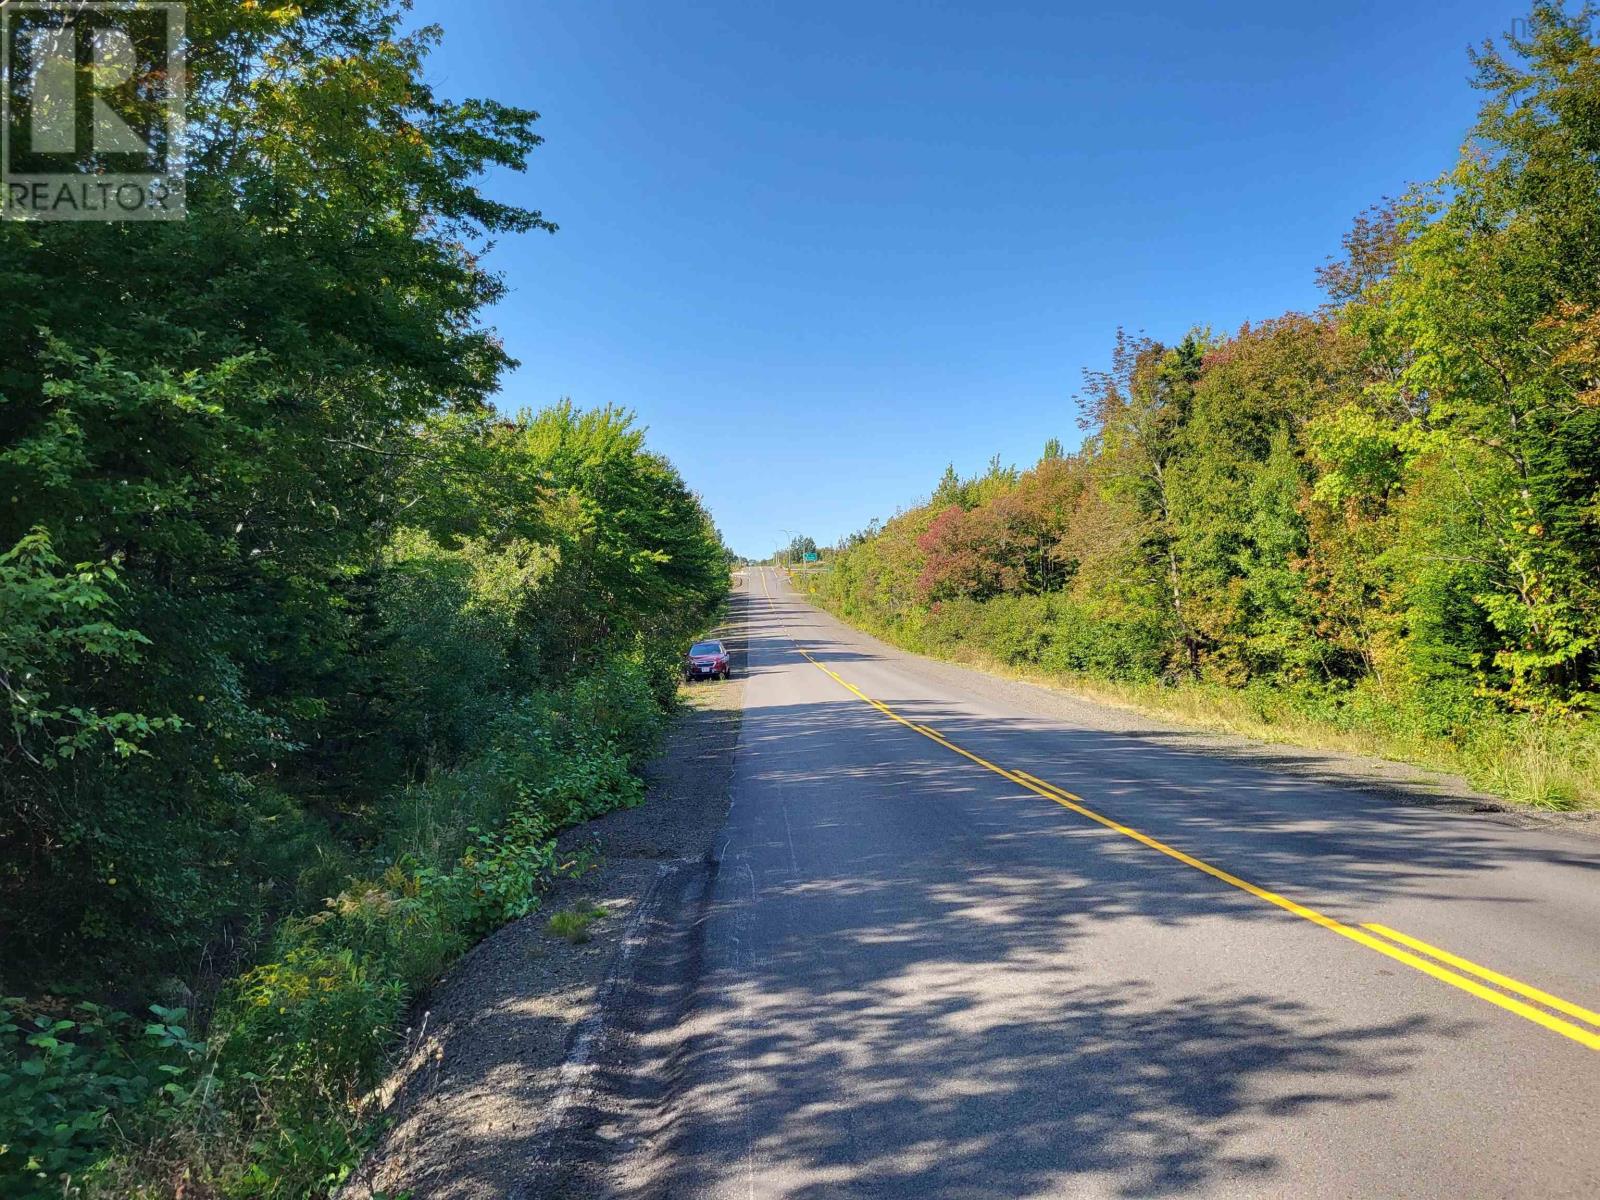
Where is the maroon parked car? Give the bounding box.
[684,640,731,682]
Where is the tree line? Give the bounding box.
[0,2,726,1193]
[803,4,1600,808]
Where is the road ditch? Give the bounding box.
[341,589,749,1200]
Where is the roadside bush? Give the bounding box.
[0,1002,202,1199]
[0,645,698,1199]
[373,529,526,769]
[1039,608,1170,682]
[897,593,1169,683]
[220,949,406,1119]
[449,811,562,936]
[563,654,672,767]
[637,639,694,708]
[810,549,1600,808]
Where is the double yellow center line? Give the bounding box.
[754,569,1600,1051]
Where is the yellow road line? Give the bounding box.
[1005,772,1600,1050]
[1363,923,1600,1028]
[755,567,1600,1050]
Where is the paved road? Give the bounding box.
[624,567,1600,1199]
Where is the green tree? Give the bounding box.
[786,534,820,563]
[0,0,553,985]
[1362,1,1600,712]
[1081,330,1207,676]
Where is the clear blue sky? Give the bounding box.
[407,0,1514,558]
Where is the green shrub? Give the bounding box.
[450,812,562,937]
[1,0,728,1186]
[3,434,713,1198]
[0,1002,202,1200]
[220,948,406,1115]
[560,655,668,767]
[296,877,466,997]
[59,653,682,1196]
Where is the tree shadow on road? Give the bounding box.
[479,584,1596,1199]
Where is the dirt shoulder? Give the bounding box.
[342,596,747,1200]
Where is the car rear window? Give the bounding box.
[690,642,722,656]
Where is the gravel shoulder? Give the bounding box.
[342,593,747,1200]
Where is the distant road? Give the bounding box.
[619,566,1600,1198]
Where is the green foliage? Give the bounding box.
[222,949,406,1121]
[0,3,728,1193]
[4,649,688,1198]
[0,0,557,987]
[780,534,819,564]
[0,529,173,763]
[1356,3,1600,715]
[0,1002,203,1199]
[170,654,670,1194]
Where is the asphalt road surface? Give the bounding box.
[620,567,1600,1199]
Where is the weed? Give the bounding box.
[546,902,610,944]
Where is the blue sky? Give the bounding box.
[407,0,1515,557]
